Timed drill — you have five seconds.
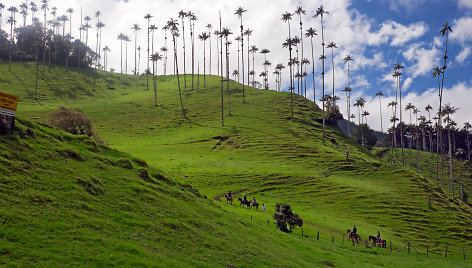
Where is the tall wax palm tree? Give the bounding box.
[413,107,421,173]
[425,104,433,156]
[83,16,91,45]
[94,11,101,56]
[220,27,233,115]
[314,5,329,145]
[235,36,242,84]
[67,8,73,37]
[275,63,285,92]
[178,10,188,86]
[261,48,270,88]
[393,64,405,166]
[235,7,247,102]
[218,11,224,126]
[206,24,212,74]
[118,33,125,74]
[41,0,48,77]
[20,3,28,27]
[198,32,209,87]
[167,18,186,118]
[432,66,443,185]
[137,46,141,73]
[244,28,252,86]
[103,45,110,71]
[305,27,317,103]
[150,52,163,106]
[188,12,197,91]
[144,14,152,89]
[95,21,105,68]
[214,30,220,76]
[7,7,18,71]
[301,58,310,97]
[132,24,141,75]
[405,102,415,169]
[249,45,258,84]
[263,60,272,89]
[442,103,458,197]
[0,3,5,31]
[150,25,158,59]
[30,2,38,23]
[124,34,131,74]
[295,6,306,95]
[160,46,168,75]
[464,122,471,163]
[362,111,370,125]
[273,70,280,91]
[327,42,337,108]
[292,36,301,95]
[376,91,384,133]
[232,70,239,81]
[283,38,296,119]
[342,86,352,134]
[162,24,169,74]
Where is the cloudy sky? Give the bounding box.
[2,0,472,131]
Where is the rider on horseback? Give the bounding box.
[350,225,357,239]
[376,231,381,243]
[243,194,247,201]
[253,197,256,202]
[227,190,232,200]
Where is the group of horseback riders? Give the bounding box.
[225,191,265,211]
[347,225,386,248]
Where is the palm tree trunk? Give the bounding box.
[321,17,326,145]
[240,17,245,103]
[226,39,231,115]
[174,36,185,118]
[219,13,224,127]
[203,40,206,87]
[181,19,187,87]
[35,47,39,100]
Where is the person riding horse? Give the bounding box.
[350,225,357,239]
[227,191,232,201]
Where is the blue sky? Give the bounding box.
[2,0,471,131]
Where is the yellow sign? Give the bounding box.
[0,92,19,117]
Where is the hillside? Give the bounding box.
[1,61,472,266]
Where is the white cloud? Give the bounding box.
[456,47,471,63]
[366,21,429,46]
[451,17,472,44]
[402,43,440,78]
[433,36,442,47]
[458,0,472,9]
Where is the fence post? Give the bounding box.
[427,244,429,256]
[317,231,319,241]
[251,215,252,221]
[267,219,269,227]
[365,240,368,249]
[390,240,392,252]
[408,241,411,254]
[428,195,431,206]
[445,246,448,258]
[301,228,304,237]
[332,236,334,243]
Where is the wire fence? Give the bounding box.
[245,214,469,261]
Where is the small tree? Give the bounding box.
[49,106,93,136]
[273,203,303,232]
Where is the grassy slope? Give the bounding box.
[1,61,472,266]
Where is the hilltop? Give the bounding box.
[1,61,472,266]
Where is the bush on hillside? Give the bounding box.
[49,107,105,144]
[273,203,303,232]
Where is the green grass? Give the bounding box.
[1,61,472,266]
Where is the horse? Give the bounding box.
[238,197,251,209]
[251,201,259,210]
[369,236,386,248]
[347,229,361,244]
[224,194,233,205]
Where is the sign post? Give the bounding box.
[0,92,19,135]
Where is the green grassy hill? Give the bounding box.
[1,61,472,266]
